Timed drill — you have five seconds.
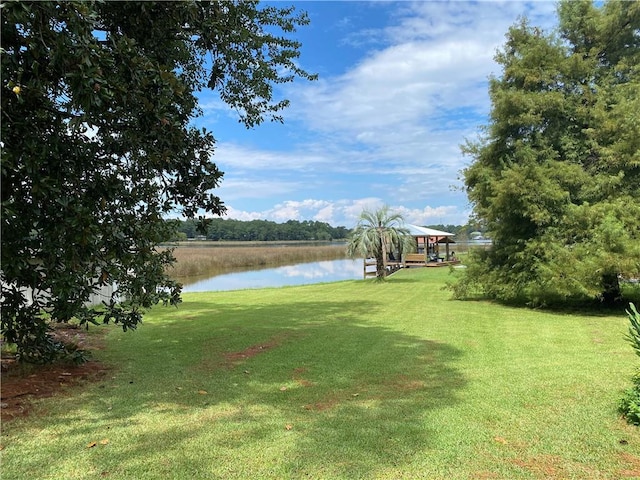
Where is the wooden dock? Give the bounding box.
[403,253,461,268]
[363,259,402,278]
[424,260,462,267]
[363,256,460,278]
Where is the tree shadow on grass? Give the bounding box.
[450,293,632,319]
[3,297,466,479]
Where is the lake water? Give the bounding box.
[182,258,368,292]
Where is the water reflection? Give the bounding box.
[182,258,365,292]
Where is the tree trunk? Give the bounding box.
[601,272,622,306]
[374,231,388,279]
[376,254,386,279]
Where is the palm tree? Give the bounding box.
[347,205,415,279]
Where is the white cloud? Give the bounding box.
[271,199,330,222]
[194,1,559,226]
[290,0,558,160]
[314,204,335,223]
[214,142,331,172]
[222,197,469,228]
[395,204,465,226]
[295,31,493,140]
[215,178,301,200]
[221,205,265,222]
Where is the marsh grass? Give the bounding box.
[166,243,349,278]
[2,268,639,479]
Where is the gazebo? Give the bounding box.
[405,224,456,262]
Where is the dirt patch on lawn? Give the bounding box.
[292,366,315,387]
[219,332,304,368]
[303,399,339,411]
[1,324,110,422]
[223,341,280,364]
[383,374,426,392]
[618,452,640,477]
[511,454,599,479]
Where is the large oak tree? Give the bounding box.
[457,0,640,306]
[1,1,315,362]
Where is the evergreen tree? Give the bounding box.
[457,0,640,306]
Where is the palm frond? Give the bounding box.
[347,205,414,277]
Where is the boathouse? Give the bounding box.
[363,224,459,277]
[403,224,458,266]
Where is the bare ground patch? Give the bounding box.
[1,324,110,422]
[618,452,640,478]
[510,454,601,479]
[292,366,315,387]
[223,341,280,365]
[220,333,295,369]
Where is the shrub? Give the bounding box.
[620,303,640,425]
[619,372,640,426]
[625,303,640,356]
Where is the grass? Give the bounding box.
[166,243,348,278]
[2,268,640,479]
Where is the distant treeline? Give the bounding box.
[171,218,351,241]
[170,218,485,242]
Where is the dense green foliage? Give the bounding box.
[626,303,640,358]
[457,0,640,306]
[1,0,315,362]
[347,206,415,278]
[619,372,640,426]
[620,303,640,425]
[172,218,350,241]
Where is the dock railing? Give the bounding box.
[363,258,402,278]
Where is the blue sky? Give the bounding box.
[193,1,559,228]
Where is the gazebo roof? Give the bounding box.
[405,224,455,238]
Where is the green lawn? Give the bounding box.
[2,268,639,479]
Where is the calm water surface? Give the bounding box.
[182,258,368,292]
